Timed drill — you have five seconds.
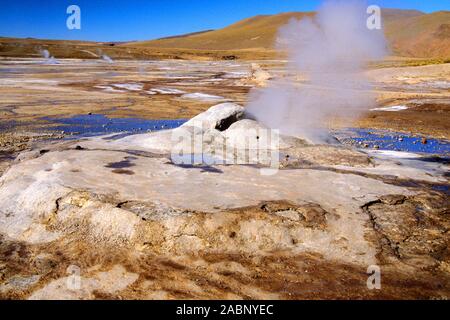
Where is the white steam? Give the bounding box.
[246,0,387,143]
[39,49,59,64]
[40,49,50,59]
[101,54,114,63]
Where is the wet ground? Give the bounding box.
[0,58,253,123]
[335,128,450,156]
[0,59,448,191]
[33,113,450,156]
[1,59,449,135]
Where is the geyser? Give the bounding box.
[39,49,59,64]
[246,0,387,143]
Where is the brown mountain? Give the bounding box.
[133,9,450,58]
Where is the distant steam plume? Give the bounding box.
[101,54,114,63]
[39,49,59,64]
[246,0,387,143]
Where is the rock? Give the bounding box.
[0,144,409,248]
[32,253,57,273]
[224,119,303,152]
[248,63,272,87]
[28,265,138,300]
[181,103,244,131]
[362,192,449,269]
[1,101,449,299]
[222,55,237,60]
[379,194,406,205]
[225,119,269,150]
[282,145,372,167]
[114,125,225,157]
[0,275,41,294]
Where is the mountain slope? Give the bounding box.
[384,10,450,58]
[133,12,314,50]
[133,9,450,58]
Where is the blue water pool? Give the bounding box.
[43,114,187,138]
[334,128,450,155]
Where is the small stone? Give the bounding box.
[380,194,406,205]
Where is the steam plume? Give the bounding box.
[39,49,59,64]
[101,54,114,63]
[246,0,387,143]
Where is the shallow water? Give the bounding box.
[335,128,450,155]
[43,114,187,138]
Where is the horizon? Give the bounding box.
[0,0,449,42]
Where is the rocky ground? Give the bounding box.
[0,102,449,299]
[0,58,449,300]
[0,58,449,137]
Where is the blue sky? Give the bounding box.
[0,0,448,42]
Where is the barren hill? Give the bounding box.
[384,10,450,58]
[1,9,448,60]
[133,9,450,58]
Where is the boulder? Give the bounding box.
[225,119,306,150]
[181,102,244,131]
[225,119,272,150]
